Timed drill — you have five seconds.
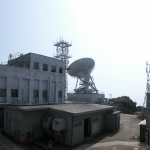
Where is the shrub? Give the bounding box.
[144,145,150,150]
[135,111,146,119]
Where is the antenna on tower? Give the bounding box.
[142,61,150,119]
[54,39,72,100]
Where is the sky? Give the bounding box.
[0,0,150,106]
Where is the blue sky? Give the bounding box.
[0,0,150,105]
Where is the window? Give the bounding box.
[33,90,39,98]
[58,91,62,98]
[43,64,48,71]
[43,90,47,98]
[51,66,56,72]
[33,90,39,103]
[0,89,6,97]
[58,91,62,102]
[34,62,39,70]
[11,89,18,97]
[59,67,63,74]
[43,90,47,103]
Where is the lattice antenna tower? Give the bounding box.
[141,61,150,120]
[54,38,72,100]
[143,62,150,107]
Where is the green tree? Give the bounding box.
[109,96,137,114]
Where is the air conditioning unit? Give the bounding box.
[52,117,65,131]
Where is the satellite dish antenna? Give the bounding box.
[67,58,98,94]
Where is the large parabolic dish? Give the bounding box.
[67,58,95,78]
[67,58,98,94]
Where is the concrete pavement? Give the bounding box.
[0,132,23,150]
[73,141,146,150]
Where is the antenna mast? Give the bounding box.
[143,62,150,107]
[142,61,150,143]
[54,38,72,100]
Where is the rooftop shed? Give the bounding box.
[4,104,120,146]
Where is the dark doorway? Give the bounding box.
[84,118,91,138]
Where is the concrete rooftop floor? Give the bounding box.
[7,104,114,116]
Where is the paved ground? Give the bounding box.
[0,131,68,150]
[0,113,147,150]
[0,132,23,150]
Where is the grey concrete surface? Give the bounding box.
[6,103,114,115]
[67,93,105,103]
[7,103,113,112]
[0,132,23,150]
[46,103,113,116]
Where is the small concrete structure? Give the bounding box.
[105,111,120,132]
[138,119,146,142]
[67,93,106,104]
[0,53,65,105]
[4,104,120,146]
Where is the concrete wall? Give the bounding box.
[72,112,106,145]
[46,109,110,146]
[4,106,117,146]
[67,93,105,103]
[104,111,120,132]
[73,119,84,145]
[4,107,47,143]
[21,110,46,142]
[0,107,4,128]
[4,107,23,140]
[0,53,65,105]
[47,109,72,146]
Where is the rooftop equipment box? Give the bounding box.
[52,118,65,131]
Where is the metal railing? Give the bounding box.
[8,52,24,61]
[11,98,26,105]
[0,62,7,65]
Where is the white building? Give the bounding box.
[0,52,65,105]
[67,93,108,104]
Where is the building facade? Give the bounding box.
[0,53,65,105]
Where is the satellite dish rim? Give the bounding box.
[67,58,95,78]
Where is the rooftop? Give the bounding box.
[8,52,65,63]
[5,104,114,116]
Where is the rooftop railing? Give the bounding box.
[8,52,24,61]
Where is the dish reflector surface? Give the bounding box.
[67,58,95,77]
